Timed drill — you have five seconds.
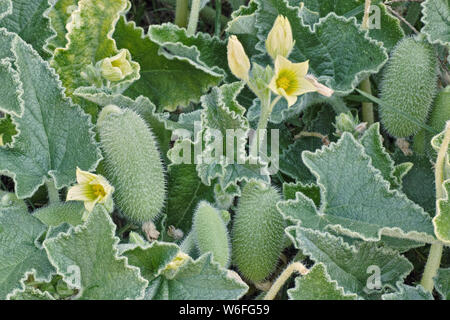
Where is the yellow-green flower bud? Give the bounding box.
[100,49,133,82]
[265,15,295,60]
[227,35,250,81]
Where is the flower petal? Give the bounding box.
[76,167,97,184]
[292,76,318,96]
[66,184,95,202]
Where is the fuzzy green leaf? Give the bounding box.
[421,0,450,46]
[148,23,230,80]
[122,242,180,282]
[9,286,55,300]
[254,0,388,94]
[0,0,54,57]
[166,164,215,234]
[43,207,148,300]
[46,0,78,51]
[382,284,433,300]
[194,83,270,189]
[433,180,450,243]
[435,268,450,300]
[145,253,248,300]
[301,0,404,50]
[51,0,140,97]
[33,202,85,227]
[302,133,434,242]
[287,227,413,298]
[0,205,54,299]
[287,263,357,300]
[0,32,101,199]
[0,0,11,20]
[360,123,412,190]
[114,17,222,112]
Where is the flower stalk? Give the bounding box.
[264,262,309,300]
[420,121,450,292]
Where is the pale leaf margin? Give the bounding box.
[42,208,148,300]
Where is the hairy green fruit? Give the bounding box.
[379,37,437,138]
[413,87,450,155]
[193,201,231,268]
[429,86,450,134]
[231,181,285,282]
[97,105,166,223]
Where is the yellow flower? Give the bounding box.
[266,15,295,60]
[66,167,114,212]
[227,35,250,81]
[165,251,190,271]
[268,55,318,107]
[100,49,133,82]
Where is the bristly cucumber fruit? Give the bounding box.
[231,180,285,283]
[97,105,166,224]
[379,37,438,138]
[193,201,231,268]
[414,86,450,155]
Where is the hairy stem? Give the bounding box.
[420,121,450,292]
[45,180,60,204]
[359,0,375,126]
[214,0,222,37]
[175,0,189,28]
[249,93,273,156]
[360,78,374,125]
[187,0,202,35]
[264,262,309,300]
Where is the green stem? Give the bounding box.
[175,0,189,28]
[420,122,450,292]
[214,0,222,37]
[187,0,202,35]
[45,180,60,204]
[264,262,309,300]
[360,77,374,125]
[249,93,275,156]
[359,0,374,126]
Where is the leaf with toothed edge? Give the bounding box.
[433,180,450,244]
[45,0,78,52]
[114,17,223,112]
[278,133,435,244]
[302,133,435,242]
[50,0,140,98]
[144,253,248,300]
[287,263,357,300]
[301,0,404,51]
[434,268,450,300]
[382,284,434,300]
[0,0,11,20]
[286,226,413,299]
[0,32,101,199]
[43,206,148,300]
[0,0,55,58]
[0,205,55,300]
[421,0,450,46]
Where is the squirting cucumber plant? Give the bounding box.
[0,0,449,302]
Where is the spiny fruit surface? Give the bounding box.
[379,37,438,138]
[193,201,231,268]
[97,105,165,223]
[232,180,285,283]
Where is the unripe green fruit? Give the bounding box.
[379,37,438,138]
[413,87,450,155]
[231,181,285,282]
[429,86,450,134]
[97,105,166,223]
[193,201,231,268]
